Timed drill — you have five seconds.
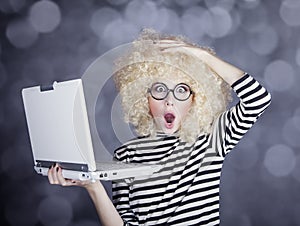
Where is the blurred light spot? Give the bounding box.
[124,0,158,28]
[38,196,73,226]
[6,18,38,48]
[203,7,233,38]
[152,7,178,31]
[0,0,11,13]
[21,57,55,81]
[292,155,300,183]
[32,179,81,204]
[204,0,236,11]
[29,0,61,33]
[105,0,128,5]
[227,213,252,226]
[1,146,33,180]
[296,48,300,66]
[101,19,139,48]
[0,0,26,13]
[239,214,252,226]
[158,8,181,35]
[238,0,261,9]
[90,7,121,38]
[174,0,202,7]
[5,185,39,226]
[229,9,242,33]
[228,139,259,171]
[181,6,207,41]
[8,78,36,124]
[294,106,300,118]
[264,144,296,177]
[263,60,295,92]
[248,25,279,55]
[280,0,300,27]
[241,5,267,33]
[282,116,300,147]
[9,0,26,12]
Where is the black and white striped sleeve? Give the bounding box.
[112,180,138,226]
[210,73,271,157]
[112,146,139,226]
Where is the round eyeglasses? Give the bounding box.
[148,82,193,101]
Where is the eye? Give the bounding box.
[153,84,167,93]
[175,84,189,93]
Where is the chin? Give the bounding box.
[155,118,180,134]
[163,126,179,134]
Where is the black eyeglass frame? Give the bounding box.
[147,82,194,101]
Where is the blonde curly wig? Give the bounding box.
[114,29,232,143]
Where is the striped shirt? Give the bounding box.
[112,74,271,226]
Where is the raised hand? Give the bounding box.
[157,39,215,58]
[156,39,244,85]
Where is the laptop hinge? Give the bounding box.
[36,160,89,172]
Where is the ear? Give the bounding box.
[148,99,154,117]
[192,93,196,102]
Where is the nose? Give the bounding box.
[165,92,174,106]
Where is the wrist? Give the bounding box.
[201,49,213,61]
[85,180,104,195]
[193,47,212,62]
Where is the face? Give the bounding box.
[148,79,193,134]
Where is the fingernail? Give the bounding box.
[56,166,59,172]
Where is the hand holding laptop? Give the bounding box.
[22,79,162,182]
[48,163,95,187]
[47,162,124,225]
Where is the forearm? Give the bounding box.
[199,51,245,86]
[159,40,245,85]
[85,181,123,226]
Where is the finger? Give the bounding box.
[56,167,83,186]
[160,44,189,53]
[50,163,59,184]
[158,42,186,48]
[47,164,55,184]
[49,163,59,184]
[158,39,184,44]
[56,167,71,186]
[160,45,187,51]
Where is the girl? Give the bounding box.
[48,29,271,226]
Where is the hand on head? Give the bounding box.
[156,39,215,58]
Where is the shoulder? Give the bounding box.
[114,136,150,161]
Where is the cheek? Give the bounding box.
[148,98,162,117]
[178,100,193,117]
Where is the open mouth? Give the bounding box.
[164,113,175,124]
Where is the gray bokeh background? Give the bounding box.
[1,0,300,225]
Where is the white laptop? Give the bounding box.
[22,79,161,181]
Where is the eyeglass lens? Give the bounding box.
[150,82,192,101]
